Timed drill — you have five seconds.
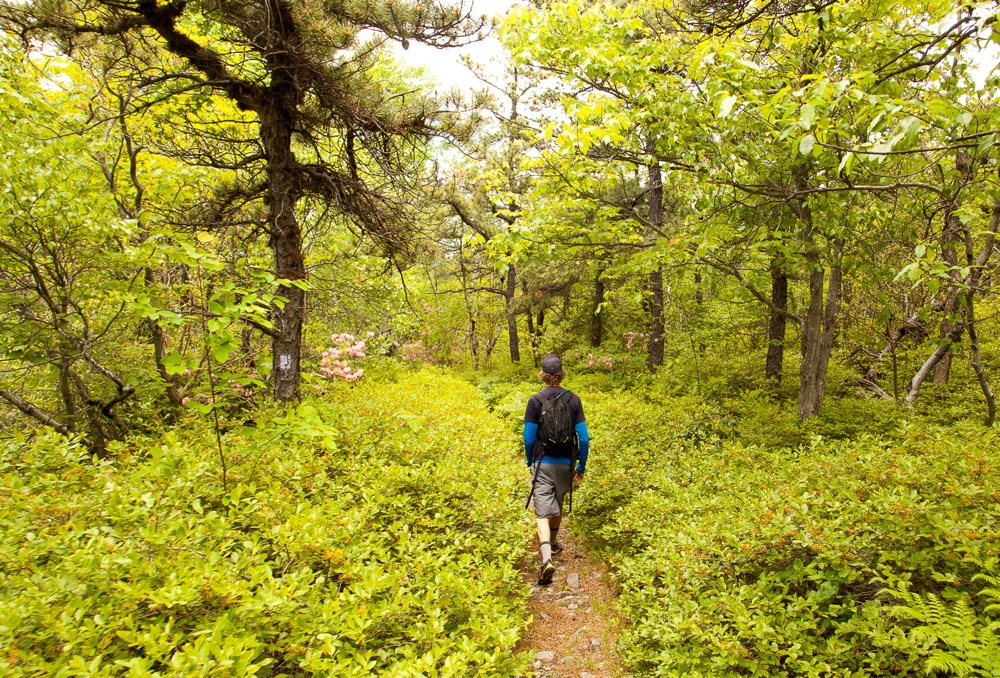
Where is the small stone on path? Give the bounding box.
[517,525,622,678]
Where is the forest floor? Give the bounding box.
[514,520,627,678]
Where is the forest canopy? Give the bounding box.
[2,0,1000,676]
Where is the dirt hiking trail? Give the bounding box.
[515,521,626,678]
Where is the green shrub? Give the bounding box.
[571,388,1000,677]
[0,370,531,677]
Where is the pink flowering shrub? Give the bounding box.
[622,331,650,351]
[318,333,366,382]
[228,379,253,399]
[397,340,442,364]
[585,353,615,371]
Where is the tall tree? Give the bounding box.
[2,0,484,400]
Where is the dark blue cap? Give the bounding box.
[541,354,563,374]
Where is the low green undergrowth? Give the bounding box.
[0,370,531,677]
[572,387,1000,676]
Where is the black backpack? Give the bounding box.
[534,390,576,460]
[525,389,579,511]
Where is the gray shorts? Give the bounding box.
[531,463,573,519]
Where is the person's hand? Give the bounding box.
[573,471,584,483]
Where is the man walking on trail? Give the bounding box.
[524,354,590,585]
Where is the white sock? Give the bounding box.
[539,541,552,562]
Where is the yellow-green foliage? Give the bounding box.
[572,388,1000,677]
[0,370,530,677]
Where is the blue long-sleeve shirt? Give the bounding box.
[524,420,590,473]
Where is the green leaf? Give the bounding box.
[837,152,855,176]
[718,94,738,118]
[800,103,815,130]
[161,350,185,376]
[211,338,236,364]
[186,400,214,415]
[799,134,816,156]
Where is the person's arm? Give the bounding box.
[575,421,590,473]
[523,422,538,466]
[524,395,540,466]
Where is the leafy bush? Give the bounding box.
[571,388,1000,677]
[0,370,531,676]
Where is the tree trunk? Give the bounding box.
[261,103,306,402]
[905,324,964,403]
[792,163,842,420]
[56,351,78,432]
[590,270,605,348]
[506,265,520,363]
[906,201,999,409]
[933,212,962,384]
[648,268,665,371]
[964,290,995,425]
[0,389,73,436]
[961,203,996,425]
[797,255,843,419]
[70,372,109,456]
[145,270,183,415]
[857,311,924,399]
[647,157,665,372]
[933,151,973,384]
[765,256,787,381]
[469,316,479,367]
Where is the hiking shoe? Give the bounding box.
[550,541,564,556]
[538,560,555,586]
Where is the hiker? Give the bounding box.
[524,354,590,585]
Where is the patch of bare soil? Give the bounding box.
[514,522,627,678]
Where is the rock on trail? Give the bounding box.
[515,524,623,677]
